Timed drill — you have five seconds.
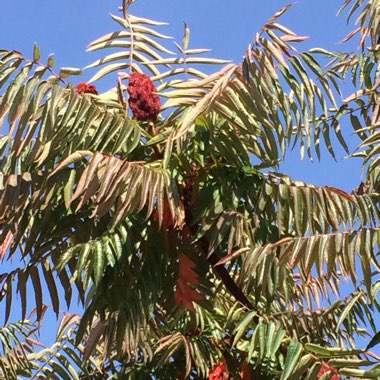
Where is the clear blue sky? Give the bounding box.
[0,0,363,191]
[0,0,368,347]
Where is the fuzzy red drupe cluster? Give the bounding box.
[127,72,161,122]
[209,361,228,380]
[76,82,98,95]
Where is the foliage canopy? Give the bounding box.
[0,0,380,378]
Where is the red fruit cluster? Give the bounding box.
[209,361,228,380]
[127,72,160,122]
[76,82,98,95]
[317,362,340,380]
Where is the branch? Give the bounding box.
[181,189,254,310]
[207,249,254,309]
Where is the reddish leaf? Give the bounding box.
[317,362,340,380]
[241,361,252,380]
[154,196,185,230]
[162,197,175,229]
[0,230,13,259]
[174,253,205,311]
[280,34,310,42]
[84,318,105,360]
[340,27,360,43]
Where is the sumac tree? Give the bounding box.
[0,0,380,379]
